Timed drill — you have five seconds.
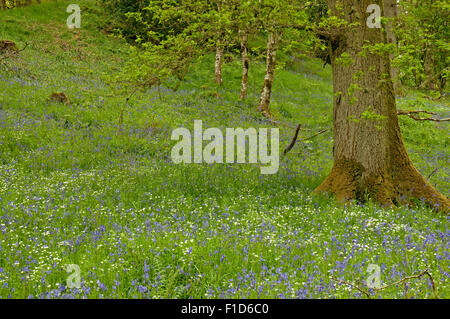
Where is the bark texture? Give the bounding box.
[257,32,281,116]
[214,45,224,85]
[239,30,249,100]
[315,0,449,213]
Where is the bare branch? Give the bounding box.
[304,128,328,141]
[427,167,440,180]
[398,110,438,116]
[261,116,297,130]
[397,109,450,122]
[331,277,371,298]
[375,268,439,299]
[283,124,301,156]
[332,268,440,299]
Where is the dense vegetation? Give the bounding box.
[0,0,448,298]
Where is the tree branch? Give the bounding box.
[304,128,328,141]
[427,167,440,180]
[397,109,449,122]
[331,276,371,297]
[375,268,439,299]
[283,124,301,156]
[332,268,439,299]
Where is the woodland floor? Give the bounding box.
[0,1,449,298]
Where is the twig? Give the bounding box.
[17,42,28,54]
[375,268,439,299]
[427,167,439,180]
[331,276,371,298]
[397,109,450,122]
[261,116,299,130]
[125,86,139,104]
[283,124,301,156]
[332,268,440,299]
[304,128,328,140]
[282,128,329,159]
[398,110,438,116]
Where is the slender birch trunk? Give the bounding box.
[214,45,224,85]
[239,30,249,99]
[257,31,281,116]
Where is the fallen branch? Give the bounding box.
[332,268,439,299]
[375,268,439,299]
[397,109,450,122]
[282,124,301,156]
[331,276,371,298]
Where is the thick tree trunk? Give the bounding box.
[383,0,403,96]
[315,0,449,213]
[239,30,249,100]
[214,45,224,85]
[258,31,281,116]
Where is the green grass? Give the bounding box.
[0,0,448,299]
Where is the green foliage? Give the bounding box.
[348,107,387,130]
[396,0,449,90]
[335,52,353,66]
[115,35,201,94]
[97,0,149,40]
[0,0,448,300]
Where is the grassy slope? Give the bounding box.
[0,1,448,298]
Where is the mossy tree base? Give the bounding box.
[315,158,450,212]
[316,0,449,213]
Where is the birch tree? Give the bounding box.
[254,0,309,117]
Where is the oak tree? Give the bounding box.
[315,0,449,212]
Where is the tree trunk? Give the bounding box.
[258,31,281,116]
[315,0,449,213]
[423,47,436,90]
[239,30,249,100]
[383,0,403,96]
[214,45,224,85]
